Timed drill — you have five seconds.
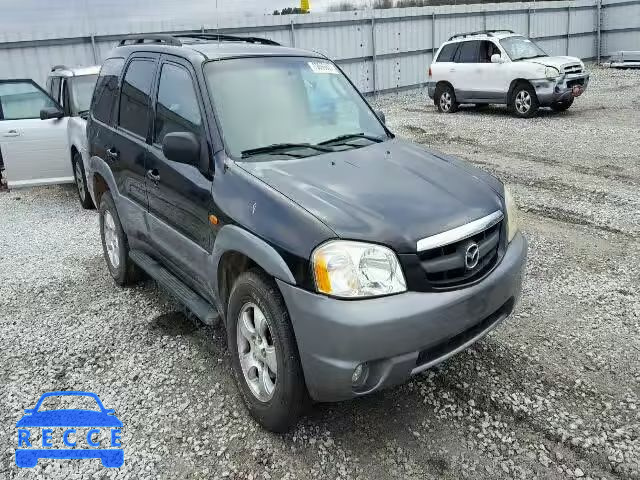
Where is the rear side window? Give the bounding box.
[436,43,458,62]
[118,59,156,138]
[455,41,480,63]
[153,63,202,145]
[91,58,124,124]
[0,80,58,120]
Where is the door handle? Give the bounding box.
[105,147,119,161]
[146,169,161,183]
[449,68,456,72]
[3,130,20,137]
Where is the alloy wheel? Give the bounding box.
[75,162,86,202]
[103,211,120,269]
[515,90,532,114]
[440,91,452,112]
[236,302,278,402]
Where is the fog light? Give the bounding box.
[352,363,369,387]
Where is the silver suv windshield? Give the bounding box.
[500,36,548,61]
[204,56,388,159]
[70,74,98,114]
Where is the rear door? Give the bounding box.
[0,80,70,188]
[452,40,481,102]
[145,55,215,293]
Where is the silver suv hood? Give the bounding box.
[523,56,584,73]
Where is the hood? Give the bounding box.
[523,55,583,71]
[238,139,504,253]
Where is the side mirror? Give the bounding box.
[40,107,64,120]
[375,110,386,124]
[162,132,201,167]
[491,54,504,64]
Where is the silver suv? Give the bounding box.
[428,30,590,117]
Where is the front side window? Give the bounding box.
[0,80,58,120]
[479,41,501,63]
[70,74,98,115]
[436,43,458,62]
[91,58,124,124]
[154,63,202,145]
[204,57,387,159]
[49,77,62,103]
[500,36,547,61]
[455,41,480,63]
[118,59,156,138]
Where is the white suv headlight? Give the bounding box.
[505,187,519,243]
[312,241,407,298]
[545,66,560,79]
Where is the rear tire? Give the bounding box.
[73,151,94,210]
[435,84,459,113]
[227,269,307,432]
[550,98,574,112]
[510,82,539,118]
[99,191,141,286]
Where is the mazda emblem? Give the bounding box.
[464,242,480,270]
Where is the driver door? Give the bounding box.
[0,79,70,188]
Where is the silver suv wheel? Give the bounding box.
[236,302,278,402]
[440,91,453,112]
[515,90,532,114]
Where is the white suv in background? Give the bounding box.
[0,65,98,208]
[427,30,590,118]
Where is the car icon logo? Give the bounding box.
[464,242,480,270]
[15,391,124,468]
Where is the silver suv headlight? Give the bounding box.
[505,187,519,243]
[312,240,407,298]
[545,66,561,80]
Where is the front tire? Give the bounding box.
[73,152,94,210]
[227,270,307,432]
[435,84,459,113]
[510,83,539,118]
[550,98,574,112]
[99,191,141,286]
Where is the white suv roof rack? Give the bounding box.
[447,29,515,41]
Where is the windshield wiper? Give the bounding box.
[318,133,384,146]
[241,143,332,159]
[514,54,548,61]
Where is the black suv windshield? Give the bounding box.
[500,36,547,61]
[71,74,98,114]
[204,57,388,159]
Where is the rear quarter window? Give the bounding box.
[91,58,125,124]
[436,43,458,62]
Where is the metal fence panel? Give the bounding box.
[1,0,639,93]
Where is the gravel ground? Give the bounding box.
[0,66,638,479]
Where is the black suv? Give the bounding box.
[87,34,527,432]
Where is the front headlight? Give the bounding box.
[312,240,407,298]
[545,66,560,79]
[505,187,519,243]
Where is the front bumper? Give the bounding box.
[278,231,528,402]
[427,81,437,99]
[531,72,590,105]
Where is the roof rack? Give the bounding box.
[448,29,515,41]
[175,33,280,46]
[51,65,70,72]
[118,34,182,46]
[117,33,280,48]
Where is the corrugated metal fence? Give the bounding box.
[0,0,638,94]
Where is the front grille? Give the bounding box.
[417,220,502,289]
[563,63,583,74]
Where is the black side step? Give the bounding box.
[129,250,219,326]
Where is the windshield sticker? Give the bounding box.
[308,61,339,74]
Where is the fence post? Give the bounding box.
[431,12,436,59]
[371,12,377,96]
[290,18,296,47]
[566,6,571,55]
[527,8,532,38]
[597,0,602,64]
[90,34,98,63]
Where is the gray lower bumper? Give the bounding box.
[278,232,528,402]
[427,81,436,99]
[531,72,590,106]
